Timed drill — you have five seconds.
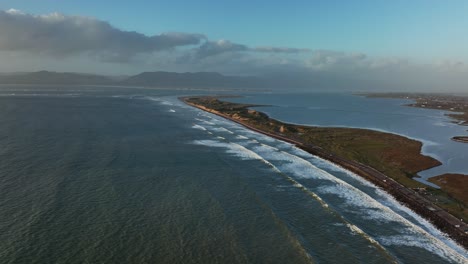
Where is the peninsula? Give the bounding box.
[364,93,468,125]
[181,96,468,249]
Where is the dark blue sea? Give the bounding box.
[0,86,466,263]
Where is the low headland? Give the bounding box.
[181,96,468,249]
[364,92,468,126]
[452,136,468,143]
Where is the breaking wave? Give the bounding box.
[190,133,467,263]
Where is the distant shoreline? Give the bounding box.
[452,136,468,143]
[361,92,468,126]
[181,96,468,249]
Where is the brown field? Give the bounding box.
[430,174,468,205]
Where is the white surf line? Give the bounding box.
[143,96,162,102]
[272,150,467,262]
[238,131,467,260]
[191,137,398,262]
[288,147,377,188]
[248,145,399,261]
[145,96,188,109]
[260,143,279,151]
[202,120,216,125]
[284,174,396,262]
[244,142,397,261]
[290,154,465,256]
[186,99,467,262]
[223,128,235,134]
[210,127,234,134]
[160,100,173,106]
[192,124,207,131]
[194,117,217,127]
[191,122,216,136]
[189,139,315,263]
[283,144,468,258]
[230,134,466,262]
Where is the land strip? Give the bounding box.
[181,96,468,249]
[452,136,468,143]
[364,93,468,126]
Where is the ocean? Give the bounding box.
[0,86,466,263]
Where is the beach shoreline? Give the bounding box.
[181,95,468,249]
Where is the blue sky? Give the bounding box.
[1,0,467,61]
[0,0,467,92]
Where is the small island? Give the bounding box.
[452,136,468,143]
[181,96,468,249]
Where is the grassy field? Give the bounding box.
[430,174,468,219]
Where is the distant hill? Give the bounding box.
[0,70,340,91]
[0,71,113,85]
[121,71,263,89]
[0,70,462,92]
[0,71,266,90]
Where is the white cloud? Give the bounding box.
[0,9,467,92]
[253,46,310,53]
[0,10,205,61]
[191,40,248,60]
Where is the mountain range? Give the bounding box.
[0,70,413,92]
[0,70,264,90]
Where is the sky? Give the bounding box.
[0,1,467,91]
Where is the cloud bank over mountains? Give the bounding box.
[0,9,205,62]
[0,9,466,92]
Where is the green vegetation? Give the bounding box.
[185,96,467,221]
[430,174,468,221]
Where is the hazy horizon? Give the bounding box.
[1,3,468,262]
[0,2,467,92]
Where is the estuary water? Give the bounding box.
[228,93,468,182]
[0,86,466,263]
